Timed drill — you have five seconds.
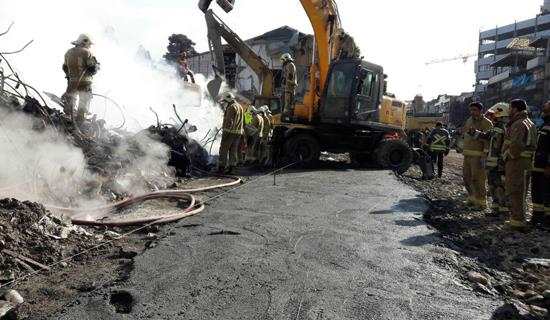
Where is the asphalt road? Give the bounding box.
[52,167,500,319]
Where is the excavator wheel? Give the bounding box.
[375,139,413,175]
[283,134,320,167]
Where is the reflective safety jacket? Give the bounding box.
[222,101,244,135]
[503,110,537,162]
[63,46,99,84]
[533,117,550,172]
[474,122,506,168]
[244,109,253,125]
[462,116,493,157]
[427,128,450,152]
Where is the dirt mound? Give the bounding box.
[0,198,102,282]
[401,151,550,318]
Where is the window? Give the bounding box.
[327,68,353,97]
[360,72,374,96]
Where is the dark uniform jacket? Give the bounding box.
[427,128,450,152]
[534,116,550,171]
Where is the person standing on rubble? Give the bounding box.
[471,103,510,215]
[177,52,195,84]
[503,99,537,230]
[62,34,100,125]
[427,122,451,178]
[281,53,297,119]
[217,92,244,174]
[462,102,493,210]
[531,101,550,228]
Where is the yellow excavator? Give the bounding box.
[200,0,417,173]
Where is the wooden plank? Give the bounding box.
[2,249,50,271]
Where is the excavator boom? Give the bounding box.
[204,9,274,99]
[299,0,341,92]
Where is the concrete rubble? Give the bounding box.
[0,198,101,280]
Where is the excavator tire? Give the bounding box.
[375,139,413,175]
[283,133,320,167]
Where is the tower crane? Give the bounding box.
[425,53,477,66]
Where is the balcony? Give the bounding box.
[487,70,511,85]
[526,56,545,70]
[476,69,495,81]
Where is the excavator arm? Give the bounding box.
[299,0,341,92]
[204,9,274,99]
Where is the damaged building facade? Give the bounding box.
[188,26,314,101]
[474,1,550,120]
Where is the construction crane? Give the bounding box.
[199,0,422,175]
[425,53,477,66]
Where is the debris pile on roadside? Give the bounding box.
[0,198,102,282]
[401,151,550,319]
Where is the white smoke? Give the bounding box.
[0,0,223,137]
[0,108,101,206]
[0,0,225,207]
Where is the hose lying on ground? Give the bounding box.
[51,174,242,227]
[2,175,242,227]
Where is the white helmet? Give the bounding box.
[488,102,510,118]
[280,53,294,63]
[218,92,235,104]
[72,34,93,46]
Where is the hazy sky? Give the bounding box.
[0,0,543,100]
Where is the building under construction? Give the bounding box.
[474,0,550,118]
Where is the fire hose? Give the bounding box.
[2,175,242,227]
[47,175,242,227]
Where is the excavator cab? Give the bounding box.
[318,59,384,125]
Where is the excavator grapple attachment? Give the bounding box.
[198,0,235,13]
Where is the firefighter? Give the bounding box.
[471,103,510,215]
[503,99,537,230]
[427,122,451,178]
[178,52,195,84]
[281,53,297,118]
[462,102,493,210]
[531,101,550,228]
[62,34,100,125]
[259,106,273,166]
[245,107,264,164]
[217,92,244,174]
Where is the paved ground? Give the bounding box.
[52,167,500,319]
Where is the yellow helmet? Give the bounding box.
[488,102,510,118]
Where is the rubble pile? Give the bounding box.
[0,92,212,202]
[0,198,101,282]
[401,152,550,319]
[146,124,212,177]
